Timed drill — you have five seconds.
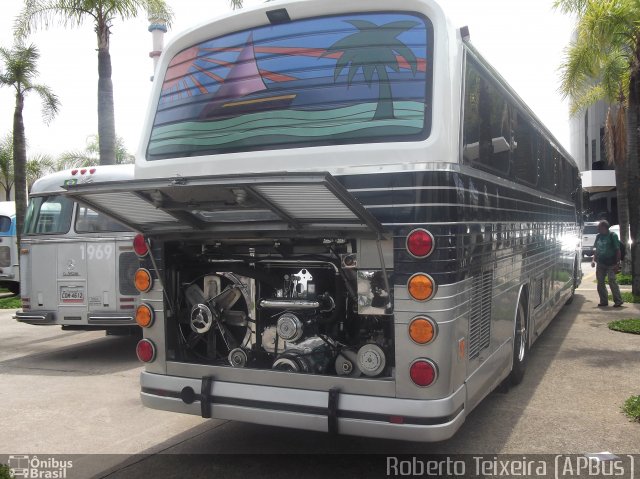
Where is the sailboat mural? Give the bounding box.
[199,34,297,119]
[149,12,432,159]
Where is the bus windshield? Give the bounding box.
[24,195,74,235]
[148,12,433,159]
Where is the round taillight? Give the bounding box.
[136,339,156,362]
[133,234,149,257]
[409,359,438,387]
[407,273,436,301]
[134,268,153,293]
[71,169,78,175]
[409,317,437,344]
[406,229,434,258]
[80,168,87,175]
[89,168,96,174]
[135,303,154,328]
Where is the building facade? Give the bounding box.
[569,99,617,224]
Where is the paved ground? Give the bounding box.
[1,261,638,478]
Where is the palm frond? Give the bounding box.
[569,83,607,115]
[105,0,173,28]
[31,83,60,124]
[559,39,600,99]
[553,0,590,15]
[14,0,97,39]
[229,0,243,10]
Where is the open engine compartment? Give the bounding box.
[162,237,394,379]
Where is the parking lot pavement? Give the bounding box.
[0,317,213,457]
[1,268,639,477]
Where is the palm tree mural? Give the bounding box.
[324,20,419,120]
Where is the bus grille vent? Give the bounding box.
[533,277,543,308]
[469,270,493,359]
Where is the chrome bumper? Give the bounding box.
[15,310,56,323]
[140,371,466,442]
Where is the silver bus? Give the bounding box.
[63,0,582,441]
[17,165,140,332]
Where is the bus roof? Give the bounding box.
[30,165,135,196]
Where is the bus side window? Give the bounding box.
[75,205,129,233]
[462,59,510,175]
[510,109,537,186]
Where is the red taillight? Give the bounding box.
[71,169,78,175]
[409,359,437,387]
[136,339,156,362]
[89,168,96,174]
[80,168,87,175]
[133,234,149,257]
[406,228,434,258]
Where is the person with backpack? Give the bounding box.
[591,220,624,307]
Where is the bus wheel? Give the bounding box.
[508,300,528,386]
[7,283,20,295]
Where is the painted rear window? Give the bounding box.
[148,12,433,160]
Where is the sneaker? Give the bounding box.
[613,302,624,308]
[597,303,608,307]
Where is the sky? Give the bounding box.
[0,0,576,159]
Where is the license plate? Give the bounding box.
[60,287,85,303]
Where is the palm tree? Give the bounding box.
[0,133,15,201]
[57,134,134,169]
[15,0,173,166]
[555,0,640,295]
[324,20,418,120]
[0,42,59,243]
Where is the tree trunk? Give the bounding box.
[97,45,116,165]
[627,69,640,297]
[13,92,27,246]
[373,67,394,120]
[615,163,631,274]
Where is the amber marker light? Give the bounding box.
[135,303,155,328]
[407,273,436,301]
[134,268,153,293]
[409,316,437,344]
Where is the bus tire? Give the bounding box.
[508,299,528,386]
[7,283,20,295]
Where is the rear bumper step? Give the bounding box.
[140,371,466,441]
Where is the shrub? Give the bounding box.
[622,395,640,422]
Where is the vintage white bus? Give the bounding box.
[0,201,20,294]
[63,0,582,441]
[17,166,140,332]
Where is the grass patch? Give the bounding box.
[608,292,640,303]
[622,395,640,422]
[608,318,640,334]
[0,296,21,309]
[0,464,12,479]
[605,273,632,285]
